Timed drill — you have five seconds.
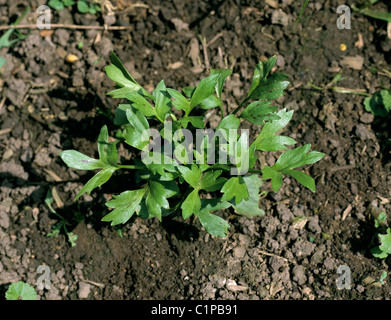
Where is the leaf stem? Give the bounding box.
[117,164,146,170]
[231,97,249,116]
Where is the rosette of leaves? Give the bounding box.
[60,52,324,238]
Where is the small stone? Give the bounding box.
[292,265,307,285]
[233,246,246,259]
[355,124,375,140]
[78,282,91,299]
[75,262,84,269]
[2,149,13,161]
[0,212,10,229]
[360,113,374,124]
[356,285,365,293]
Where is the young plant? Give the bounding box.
[5,281,37,300]
[48,0,101,14]
[45,188,80,247]
[60,52,325,237]
[364,89,391,117]
[371,212,391,258]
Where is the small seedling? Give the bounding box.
[364,89,391,117]
[5,281,37,300]
[379,271,387,285]
[45,188,80,247]
[0,7,30,69]
[371,211,391,258]
[49,0,102,14]
[60,52,324,237]
[374,211,387,228]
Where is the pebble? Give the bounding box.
[233,246,246,259]
[292,265,307,285]
[78,282,91,299]
[360,113,374,124]
[355,124,375,141]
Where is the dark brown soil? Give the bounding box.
[1,0,391,300]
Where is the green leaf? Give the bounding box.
[240,100,280,125]
[154,80,171,121]
[216,114,240,130]
[199,95,220,109]
[109,51,139,85]
[97,125,118,166]
[181,189,201,219]
[60,150,104,170]
[273,144,325,172]
[364,90,391,117]
[232,174,264,217]
[6,282,37,300]
[371,246,389,259]
[77,0,90,13]
[378,228,391,257]
[262,166,283,193]
[255,135,296,152]
[107,87,136,99]
[210,68,232,100]
[0,11,27,50]
[75,167,117,200]
[143,153,178,178]
[145,180,178,220]
[190,73,220,110]
[256,108,294,140]
[182,86,195,98]
[167,88,191,114]
[105,64,141,91]
[114,104,133,125]
[197,199,231,238]
[249,72,290,100]
[123,108,150,150]
[248,57,277,97]
[103,188,146,225]
[285,169,316,192]
[124,92,156,117]
[63,0,75,6]
[200,170,227,192]
[67,232,78,247]
[177,165,202,188]
[178,116,205,129]
[221,176,249,204]
[48,0,65,10]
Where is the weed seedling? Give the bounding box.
[5,281,37,300]
[60,52,325,237]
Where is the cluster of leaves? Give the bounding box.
[48,0,101,14]
[0,7,30,70]
[5,282,37,300]
[371,212,391,258]
[364,89,391,117]
[60,52,324,237]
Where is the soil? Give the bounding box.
[1,0,391,300]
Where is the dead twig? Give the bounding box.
[0,24,133,31]
[257,249,296,264]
